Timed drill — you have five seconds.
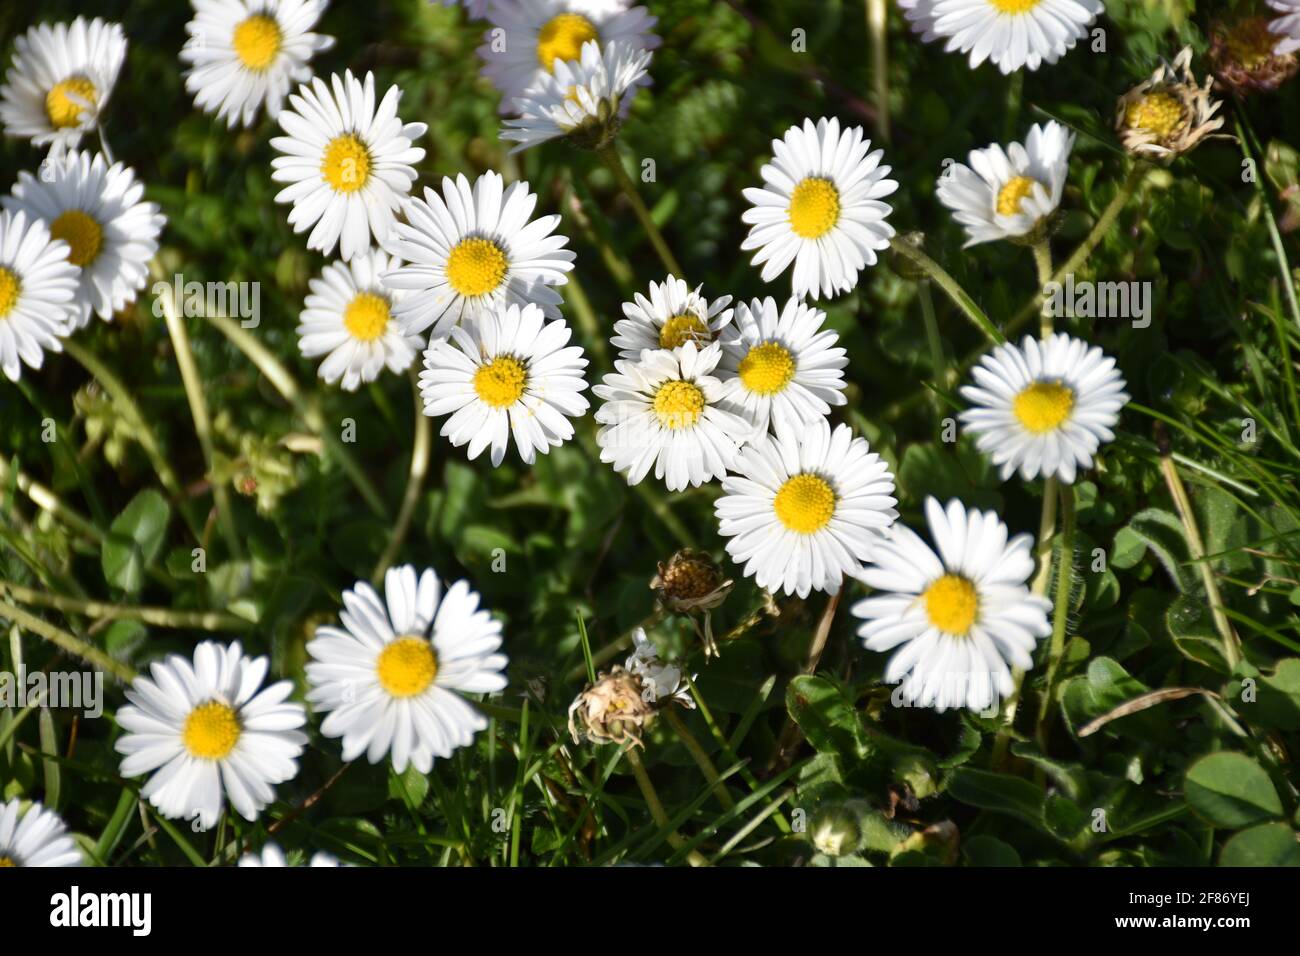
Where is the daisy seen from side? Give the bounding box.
[0,209,80,383]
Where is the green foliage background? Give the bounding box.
[2,0,1300,866]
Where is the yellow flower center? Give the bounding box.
[320,134,372,193]
[772,473,836,534]
[1227,17,1281,70]
[996,176,1039,216]
[923,574,980,636]
[181,701,242,760]
[788,177,841,239]
[1124,91,1186,138]
[659,313,710,349]
[738,341,796,395]
[45,76,97,129]
[536,13,599,72]
[232,14,283,71]
[1013,380,1075,433]
[653,379,706,429]
[473,355,528,408]
[50,209,104,268]
[0,267,21,320]
[376,636,438,697]
[445,237,509,297]
[343,292,391,342]
[987,0,1042,13]
[0,856,15,867]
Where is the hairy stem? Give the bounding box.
[597,145,686,279]
[889,236,1004,344]
[370,371,433,584]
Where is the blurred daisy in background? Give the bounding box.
[594,341,757,491]
[611,273,733,360]
[419,300,590,466]
[239,843,341,867]
[0,17,126,152]
[717,295,848,438]
[1272,1,1300,54]
[936,120,1074,247]
[305,565,508,774]
[181,0,336,128]
[741,117,897,301]
[960,333,1129,484]
[384,172,574,339]
[115,641,308,831]
[501,39,652,152]
[270,70,426,260]
[910,0,1103,74]
[478,0,659,113]
[0,209,80,383]
[0,799,81,867]
[715,418,897,598]
[853,498,1052,713]
[4,149,165,328]
[296,248,422,391]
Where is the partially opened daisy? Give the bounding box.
[270,70,426,260]
[383,172,575,339]
[478,0,659,113]
[0,799,81,867]
[4,150,165,329]
[853,498,1052,713]
[715,418,897,598]
[239,843,340,867]
[936,121,1074,247]
[419,300,589,466]
[611,274,733,360]
[594,341,758,491]
[915,0,1103,74]
[180,0,336,128]
[305,565,508,774]
[0,17,126,151]
[296,248,422,391]
[0,209,80,383]
[717,296,848,438]
[115,641,308,830]
[960,333,1129,484]
[1272,1,1300,55]
[502,39,653,152]
[741,117,898,300]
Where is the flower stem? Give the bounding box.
[918,280,947,412]
[889,236,1004,344]
[623,745,707,866]
[0,452,104,544]
[597,145,685,279]
[1036,482,1075,746]
[1033,240,1054,338]
[662,707,737,812]
[1236,110,1300,335]
[866,0,890,144]
[0,579,248,631]
[0,598,137,682]
[370,370,433,584]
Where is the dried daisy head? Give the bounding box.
[1116,47,1226,164]
[567,667,655,748]
[651,549,733,614]
[1209,15,1299,94]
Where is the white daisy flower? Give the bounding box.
[916,0,1104,75]
[3,149,165,329]
[896,0,941,41]
[741,117,898,301]
[717,295,848,439]
[936,121,1074,247]
[180,0,336,128]
[501,39,653,152]
[305,565,508,774]
[419,300,589,466]
[383,172,575,339]
[625,628,694,708]
[0,209,80,383]
[0,17,127,151]
[1271,0,1300,54]
[114,641,308,831]
[593,341,758,492]
[715,418,897,599]
[296,248,422,391]
[0,799,81,867]
[478,0,659,114]
[960,333,1129,484]
[270,70,427,260]
[610,273,733,361]
[238,843,340,867]
[853,497,1053,713]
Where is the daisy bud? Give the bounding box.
[809,800,867,858]
[1116,48,1227,165]
[1208,16,1299,94]
[567,667,656,748]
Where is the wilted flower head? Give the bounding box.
[1209,15,1299,94]
[651,549,732,614]
[625,628,694,708]
[567,666,655,747]
[1116,47,1226,164]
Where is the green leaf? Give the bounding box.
[785,675,870,759]
[101,490,171,593]
[1122,508,1195,591]
[1218,823,1300,866]
[946,768,1045,826]
[962,835,1022,867]
[1110,525,1146,570]
[1184,752,1284,829]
